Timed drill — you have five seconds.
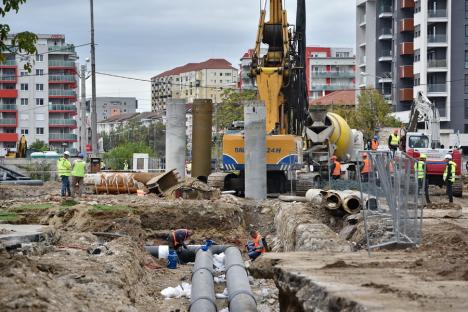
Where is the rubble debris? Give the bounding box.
[147,169,181,195]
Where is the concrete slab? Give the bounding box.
[0,224,45,247]
[250,252,468,312]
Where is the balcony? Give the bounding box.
[0,104,17,111]
[379,28,393,40]
[49,89,77,98]
[427,83,447,93]
[378,51,393,62]
[383,94,392,102]
[48,75,76,84]
[359,16,366,27]
[0,75,16,83]
[48,45,75,53]
[428,59,447,69]
[400,42,414,55]
[0,89,18,98]
[311,71,355,78]
[0,60,17,68]
[49,119,77,128]
[0,133,18,142]
[400,18,414,32]
[48,60,76,68]
[428,34,447,44]
[428,9,447,18]
[379,5,393,18]
[48,104,77,113]
[400,65,414,78]
[378,73,392,83]
[49,133,78,142]
[0,118,17,127]
[400,88,413,101]
[401,0,415,9]
[311,84,355,91]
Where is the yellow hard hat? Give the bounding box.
[419,154,427,159]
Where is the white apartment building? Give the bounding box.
[0,34,78,151]
[151,59,238,112]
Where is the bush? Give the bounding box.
[103,142,153,170]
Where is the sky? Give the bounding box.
[4,0,356,111]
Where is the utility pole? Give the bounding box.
[90,0,98,155]
[80,64,87,155]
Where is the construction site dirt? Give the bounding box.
[0,182,467,311]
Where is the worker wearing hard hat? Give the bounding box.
[371,135,379,151]
[414,154,430,204]
[330,155,341,180]
[57,151,72,197]
[388,129,400,157]
[360,153,370,182]
[443,154,456,203]
[71,153,86,197]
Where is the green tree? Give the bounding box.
[1,0,38,71]
[29,139,49,152]
[215,89,257,130]
[331,89,399,140]
[103,142,153,170]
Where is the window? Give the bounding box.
[408,135,430,149]
[20,114,29,121]
[225,73,231,76]
[36,84,44,91]
[414,25,421,38]
[35,54,43,62]
[466,50,468,69]
[35,69,44,76]
[20,129,29,135]
[465,99,468,119]
[414,49,420,62]
[465,124,468,133]
[36,113,44,121]
[36,127,44,135]
[36,98,44,106]
[20,71,27,77]
[20,83,28,91]
[21,98,28,105]
[466,0,468,19]
[465,74,468,94]
[414,74,420,86]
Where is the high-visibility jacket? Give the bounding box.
[71,160,86,177]
[361,158,370,174]
[171,229,189,248]
[332,161,341,177]
[253,234,266,253]
[57,157,71,177]
[389,134,400,146]
[371,139,379,151]
[443,161,456,183]
[124,162,129,170]
[414,161,425,179]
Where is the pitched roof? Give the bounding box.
[98,112,139,123]
[152,58,236,79]
[309,90,356,107]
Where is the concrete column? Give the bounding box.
[165,99,186,178]
[191,99,213,178]
[244,100,267,200]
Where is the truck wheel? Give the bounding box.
[453,179,463,198]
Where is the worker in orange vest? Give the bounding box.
[371,135,379,151]
[360,153,370,182]
[168,229,194,251]
[247,230,266,261]
[330,155,341,180]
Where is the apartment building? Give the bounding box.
[86,97,138,122]
[151,59,238,112]
[308,47,356,100]
[356,0,468,145]
[0,34,78,151]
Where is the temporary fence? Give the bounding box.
[357,151,424,252]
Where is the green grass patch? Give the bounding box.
[0,211,21,222]
[60,199,79,207]
[14,203,53,211]
[90,204,131,214]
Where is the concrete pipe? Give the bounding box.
[225,247,257,312]
[331,190,362,214]
[324,191,342,210]
[278,195,308,202]
[144,245,229,263]
[190,249,217,312]
[305,189,325,205]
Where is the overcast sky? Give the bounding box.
[4,0,356,111]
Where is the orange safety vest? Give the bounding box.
[361,158,370,174]
[253,235,266,253]
[172,229,188,248]
[332,161,341,177]
[371,139,379,151]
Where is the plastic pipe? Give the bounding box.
[225,247,257,312]
[144,245,229,263]
[324,191,342,210]
[190,249,217,312]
